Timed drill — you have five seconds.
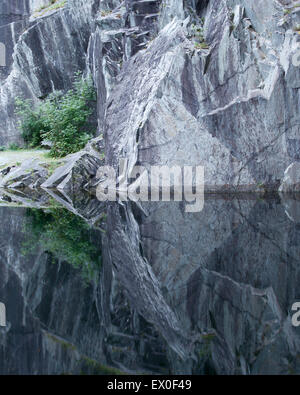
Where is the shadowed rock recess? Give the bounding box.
[1,0,300,375]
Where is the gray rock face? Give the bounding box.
[0,0,100,145]
[103,0,300,191]
[0,0,40,78]
[2,0,300,189]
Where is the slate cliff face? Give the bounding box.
[0,0,100,144]
[2,0,300,376]
[103,0,300,191]
[2,0,300,189]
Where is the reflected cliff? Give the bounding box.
[0,193,300,374]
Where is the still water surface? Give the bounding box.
[0,194,300,374]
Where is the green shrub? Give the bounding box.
[8,143,21,150]
[16,72,97,158]
[15,98,48,147]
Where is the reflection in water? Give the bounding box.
[0,195,300,374]
[23,207,102,283]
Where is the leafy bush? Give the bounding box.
[15,98,48,147]
[16,72,97,158]
[8,143,21,150]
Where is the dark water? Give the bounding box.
[0,194,300,375]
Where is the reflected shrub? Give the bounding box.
[23,207,101,283]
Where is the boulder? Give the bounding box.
[0,158,48,190]
[41,150,104,197]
